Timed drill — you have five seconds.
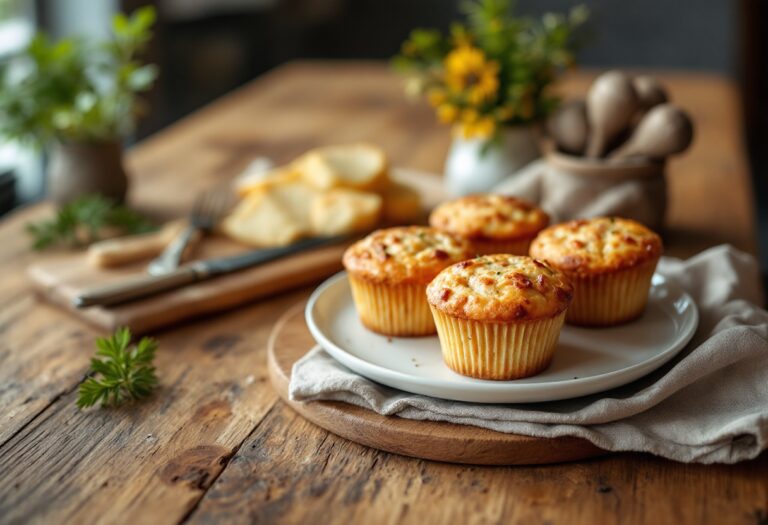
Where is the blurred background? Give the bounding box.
[0,0,765,265]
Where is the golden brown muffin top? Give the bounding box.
[429,194,549,241]
[342,226,471,285]
[427,255,573,322]
[529,217,663,276]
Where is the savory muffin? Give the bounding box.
[343,226,471,336]
[427,255,573,380]
[429,194,549,256]
[529,217,663,326]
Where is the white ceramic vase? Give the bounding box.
[444,125,541,196]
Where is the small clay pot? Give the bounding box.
[47,140,129,204]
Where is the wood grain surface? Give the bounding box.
[267,302,605,465]
[0,62,765,525]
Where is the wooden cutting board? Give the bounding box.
[268,302,606,465]
[28,169,445,334]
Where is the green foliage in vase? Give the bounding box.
[393,0,589,139]
[0,6,157,146]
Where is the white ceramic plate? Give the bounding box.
[305,272,698,403]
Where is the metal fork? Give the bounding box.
[147,188,232,275]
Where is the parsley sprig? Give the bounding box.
[27,194,155,250]
[77,327,159,409]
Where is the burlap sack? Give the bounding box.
[493,153,667,230]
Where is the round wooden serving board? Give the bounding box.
[267,302,606,465]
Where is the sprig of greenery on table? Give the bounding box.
[77,327,159,409]
[26,194,155,250]
[0,6,157,145]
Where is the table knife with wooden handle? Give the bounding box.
[74,235,348,308]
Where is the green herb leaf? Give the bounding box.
[77,327,159,409]
[26,194,155,250]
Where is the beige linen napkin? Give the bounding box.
[289,245,768,464]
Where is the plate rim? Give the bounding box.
[305,271,699,402]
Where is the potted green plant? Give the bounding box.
[394,0,588,195]
[0,7,157,204]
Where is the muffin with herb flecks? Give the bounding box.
[343,226,472,336]
[429,194,549,256]
[529,217,663,326]
[427,254,573,379]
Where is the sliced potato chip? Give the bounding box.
[220,191,305,247]
[234,166,301,197]
[310,188,382,236]
[295,143,389,191]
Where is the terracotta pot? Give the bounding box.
[444,125,541,196]
[47,140,128,204]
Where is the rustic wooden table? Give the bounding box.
[0,62,765,525]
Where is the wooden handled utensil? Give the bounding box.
[585,71,639,158]
[147,188,233,275]
[74,235,349,308]
[87,220,187,268]
[632,75,668,111]
[608,104,693,161]
[547,100,588,155]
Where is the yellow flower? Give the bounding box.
[444,46,499,105]
[427,88,447,107]
[475,116,497,139]
[437,104,459,123]
[461,108,479,123]
[458,114,496,140]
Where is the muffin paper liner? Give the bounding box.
[430,307,566,380]
[348,275,435,336]
[565,259,659,326]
